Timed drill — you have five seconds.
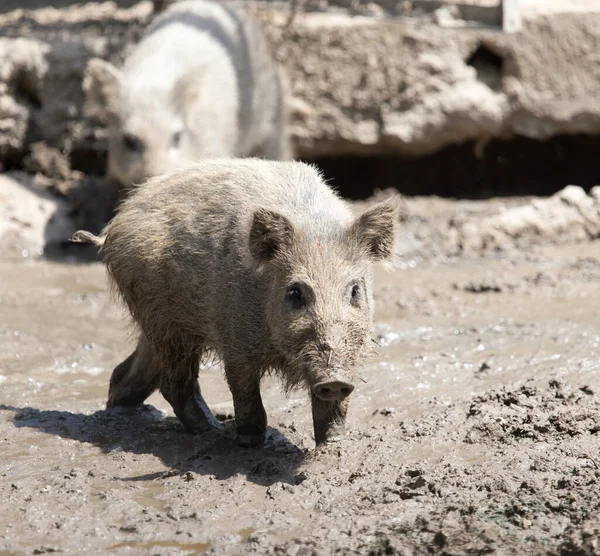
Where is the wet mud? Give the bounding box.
[1,196,599,555]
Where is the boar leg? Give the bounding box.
[311,395,349,446]
[107,334,161,408]
[225,364,267,448]
[259,120,291,161]
[159,350,222,435]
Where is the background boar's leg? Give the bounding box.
[225,364,267,448]
[311,395,349,446]
[159,348,222,434]
[107,334,161,408]
[257,122,292,161]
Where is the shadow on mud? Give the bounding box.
[0,404,307,487]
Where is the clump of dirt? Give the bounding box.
[23,141,78,194]
[0,37,49,165]
[0,173,74,259]
[22,142,122,238]
[0,167,119,261]
[465,380,598,444]
[448,185,600,255]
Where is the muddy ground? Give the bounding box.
[1,190,600,555]
[1,0,600,554]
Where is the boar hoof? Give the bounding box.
[236,425,265,448]
[178,396,224,435]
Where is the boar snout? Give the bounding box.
[312,380,355,401]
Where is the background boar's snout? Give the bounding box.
[313,380,355,401]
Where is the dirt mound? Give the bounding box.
[0,173,74,259]
[448,185,600,255]
[0,166,120,260]
[2,1,600,167]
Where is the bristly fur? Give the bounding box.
[100,158,399,445]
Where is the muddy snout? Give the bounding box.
[312,380,355,401]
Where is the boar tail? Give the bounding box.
[71,230,105,247]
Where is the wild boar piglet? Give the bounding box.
[73,159,398,447]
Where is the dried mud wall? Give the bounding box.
[0,1,599,171]
[273,9,600,158]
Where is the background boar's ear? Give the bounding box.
[173,67,206,109]
[349,197,400,261]
[249,208,294,263]
[83,58,122,120]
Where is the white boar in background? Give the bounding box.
[84,0,291,188]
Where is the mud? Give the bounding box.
[2,193,600,555]
[2,1,600,553]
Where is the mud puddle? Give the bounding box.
[1,225,600,554]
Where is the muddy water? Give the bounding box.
[1,232,600,554]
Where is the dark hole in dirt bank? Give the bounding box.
[12,68,42,110]
[466,44,504,90]
[312,134,600,200]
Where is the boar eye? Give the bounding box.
[172,130,183,147]
[286,284,306,310]
[350,283,361,306]
[122,133,143,152]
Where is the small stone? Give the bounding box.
[119,525,138,533]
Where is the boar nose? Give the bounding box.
[313,380,355,401]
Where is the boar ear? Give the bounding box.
[173,67,206,109]
[249,208,294,263]
[349,197,400,261]
[83,58,122,120]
